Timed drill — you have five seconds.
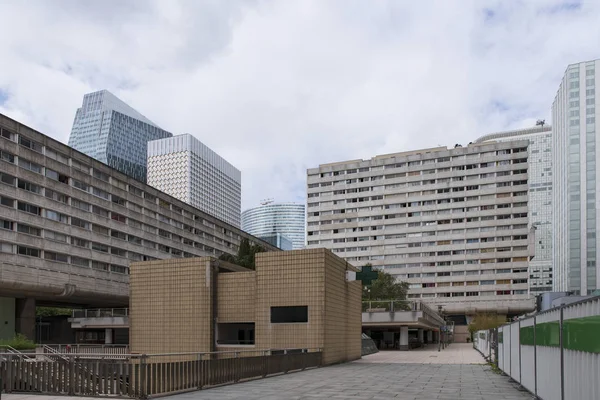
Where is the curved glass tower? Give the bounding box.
[242,203,305,250]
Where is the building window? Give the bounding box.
[71,217,90,230]
[0,196,15,208]
[46,169,69,184]
[19,136,43,153]
[17,201,40,215]
[270,306,308,323]
[45,230,68,243]
[0,172,16,186]
[0,150,15,164]
[93,169,110,182]
[46,210,68,223]
[71,256,90,268]
[45,188,68,204]
[17,245,40,258]
[18,158,42,174]
[44,251,69,263]
[16,224,41,236]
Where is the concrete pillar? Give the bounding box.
[417,329,424,344]
[105,328,113,344]
[15,298,35,341]
[427,330,433,343]
[399,326,409,351]
[0,297,16,340]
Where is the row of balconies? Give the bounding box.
[307,148,529,183]
[1,138,253,250]
[308,169,528,195]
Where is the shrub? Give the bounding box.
[0,333,37,350]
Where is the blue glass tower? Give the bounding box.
[68,90,172,182]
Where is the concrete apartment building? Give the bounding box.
[0,113,277,341]
[476,126,553,293]
[147,134,242,228]
[306,141,535,320]
[129,249,362,365]
[68,90,172,182]
[552,59,600,296]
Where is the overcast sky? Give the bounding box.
[0,0,598,210]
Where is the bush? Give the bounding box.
[0,333,37,350]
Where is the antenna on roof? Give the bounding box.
[260,198,274,206]
[536,119,546,127]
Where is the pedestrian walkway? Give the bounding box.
[2,344,533,400]
[356,342,487,364]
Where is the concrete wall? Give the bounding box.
[0,297,15,340]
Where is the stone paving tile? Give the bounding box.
[166,360,533,399]
[2,345,533,400]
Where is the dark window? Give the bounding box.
[270,306,308,323]
[0,172,15,186]
[0,150,15,163]
[19,136,43,153]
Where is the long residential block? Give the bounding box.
[306,141,536,316]
[0,113,278,307]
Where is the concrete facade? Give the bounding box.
[476,126,553,293]
[306,141,536,317]
[129,249,362,365]
[147,134,242,228]
[0,113,277,312]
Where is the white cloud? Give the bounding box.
[0,0,598,209]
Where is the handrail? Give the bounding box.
[0,347,322,358]
[71,308,129,318]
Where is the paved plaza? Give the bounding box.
[2,344,533,400]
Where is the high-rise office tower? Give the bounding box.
[242,202,306,250]
[552,59,600,295]
[147,134,241,228]
[306,141,535,318]
[68,90,172,182]
[476,126,553,293]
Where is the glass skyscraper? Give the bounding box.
[552,59,599,295]
[242,202,306,250]
[147,134,242,228]
[68,90,172,182]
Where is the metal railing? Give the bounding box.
[43,344,130,357]
[0,348,322,398]
[72,308,129,318]
[361,300,416,312]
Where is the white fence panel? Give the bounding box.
[535,308,562,400]
[562,297,600,400]
[475,330,491,359]
[497,326,504,370]
[509,322,520,382]
[502,325,511,375]
[519,317,536,395]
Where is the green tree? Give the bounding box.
[36,307,72,317]
[467,313,507,341]
[361,265,409,301]
[219,238,265,270]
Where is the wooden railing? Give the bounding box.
[0,348,322,398]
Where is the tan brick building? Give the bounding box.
[130,248,362,365]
